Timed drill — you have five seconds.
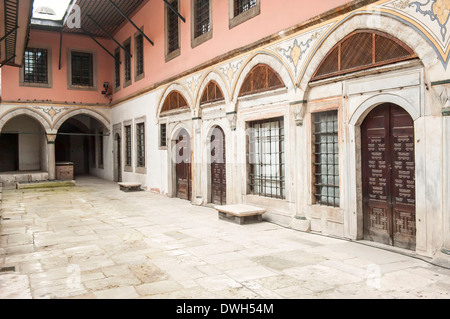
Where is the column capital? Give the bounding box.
[46,134,57,144]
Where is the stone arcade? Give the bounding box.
[0,0,449,265]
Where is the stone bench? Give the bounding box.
[214,204,266,225]
[118,182,142,192]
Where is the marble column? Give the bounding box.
[46,134,57,181]
[443,108,450,254]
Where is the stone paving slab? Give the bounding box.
[0,176,449,299]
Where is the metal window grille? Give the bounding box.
[71,51,93,87]
[234,0,257,17]
[125,125,132,166]
[136,34,144,76]
[124,42,132,82]
[114,50,121,88]
[98,132,104,166]
[167,0,179,54]
[194,0,210,38]
[24,48,48,84]
[312,111,340,207]
[160,123,167,147]
[136,123,145,167]
[248,117,285,199]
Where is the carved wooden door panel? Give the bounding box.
[176,130,192,201]
[210,127,226,205]
[362,104,416,250]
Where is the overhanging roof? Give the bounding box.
[31,0,148,38]
[0,0,34,67]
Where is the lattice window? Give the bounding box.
[161,91,189,113]
[239,64,284,97]
[167,0,179,54]
[124,41,132,83]
[125,125,132,167]
[248,117,285,199]
[200,81,225,105]
[135,33,144,77]
[71,51,93,87]
[160,123,167,147]
[194,0,210,38]
[312,30,415,81]
[234,0,257,17]
[24,48,48,84]
[312,111,340,207]
[136,123,146,168]
[114,49,121,88]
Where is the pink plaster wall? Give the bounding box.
[1,0,352,105]
[111,0,352,102]
[1,29,114,105]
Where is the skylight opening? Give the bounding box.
[32,0,72,21]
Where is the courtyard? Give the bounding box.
[0,176,449,299]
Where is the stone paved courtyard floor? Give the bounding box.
[0,176,449,299]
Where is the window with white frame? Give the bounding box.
[312,110,340,207]
[248,117,285,199]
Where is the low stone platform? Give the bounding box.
[214,204,266,225]
[119,182,142,192]
[0,171,49,188]
[16,180,76,190]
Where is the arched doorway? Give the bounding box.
[56,114,108,177]
[210,126,226,205]
[361,103,416,250]
[175,129,192,200]
[0,115,47,173]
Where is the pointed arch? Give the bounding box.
[312,30,416,81]
[53,109,111,132]
[232,52,293,102]
[200,81,225,106]
[157,83,193,119]
[238,63,285,97]
[195,70,230,109]
[161,91,190,113]
[0,107,52,133]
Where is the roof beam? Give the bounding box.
[106,0,154,46]
[163,0,186,23]
[81,27,116,61]
[87,14,132,57]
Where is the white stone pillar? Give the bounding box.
[46,134,57,181]
[443,107,450,254]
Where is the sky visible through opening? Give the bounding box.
[32,0,72,21]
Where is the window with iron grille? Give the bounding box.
[24,48,48,84]
[248,117,285,199]
[124,40,132,84]
[136,123,146,168]
[114,48,121,89]
[194,0,210,38]
[71,51,93,87]
[135,33,144,79]
[98,132,104,167]
[234,0,257,16]
[125,125,132,167]
[160,123,167,148]
[167,0,179,55]
[312,111,340,207]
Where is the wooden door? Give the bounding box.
[176,129,192,200]
[362,103,416,250]
[210,127,226,205]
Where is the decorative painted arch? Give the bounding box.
[195,70,230,109]
[157,82,193,119]
[232,52,294,103]
[298,13,435,92]
[53,108,111,132]
[0,107,53,133]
